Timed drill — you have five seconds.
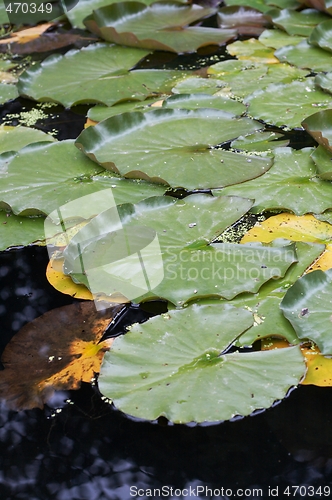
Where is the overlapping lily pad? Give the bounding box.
[75,108,272,190]
[311,145,332,179]
[0,211,45,250]
[87,97,162,123]
[85,2,235,53]
[17,43,191,108]
[259,28,304,49]
[162,93,246,115]
[0,83,18,104]
[0,125,55,155]
[98,303,305,423]
[309,19,332,52]
[267,8,329,36]
[61,192,297,305]
[213,147,332,215]
[217,5,269,36]
[302,109,332,152]
[275,39,332,71]
[0,140,166,216]
[280,269,332,355]
[208,60,307,99]
[235,241,325,347]
[245,78,332,129]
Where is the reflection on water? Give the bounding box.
[1,247,332,498]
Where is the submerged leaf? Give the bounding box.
[0,302,125,410]
[98,303,305,423]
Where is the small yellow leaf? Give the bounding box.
[46,256,93,300]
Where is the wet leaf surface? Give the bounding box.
[75,108,272,190]
[0,302,125,410]
[98,303,305,423]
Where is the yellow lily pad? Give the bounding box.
[46,256,93,301]
[241,213,332,272]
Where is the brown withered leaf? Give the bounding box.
[0,32,97,54]
[0,302,125,410]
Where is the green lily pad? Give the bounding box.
[309,19,332,53]
[267,8,329,37]
[172,76,227,95]
[224,0,270,13]
[315,71,332,95]
[231,130,289,151]
[149,240,298,305]
[0,211,45,250]
[275,39,332,72]
[302,109,332,153]
[0,125,55,155]
[75,108,272,190]
[236,241,326,346]
[0,83,18,104]
[208,60,307,99]
[213,147,332,215]
[311,145,332,179]
[162,93,246,115]
[245,78,332,129]
[18,43,190,108]
[0,140,166,216]
[98,303,305,423]
[84,2,235,54]
[87,98,162,123]
[259,28,304,49]
[62,193,258,304]
[280,269,332,355]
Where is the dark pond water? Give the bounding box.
[2,248,332,499]
[1,42,332,500]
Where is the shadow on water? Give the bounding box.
[1,247,332,499]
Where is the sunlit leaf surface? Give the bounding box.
[98,303,305,423]
[275,39,332,71]
[0,302,125,410]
